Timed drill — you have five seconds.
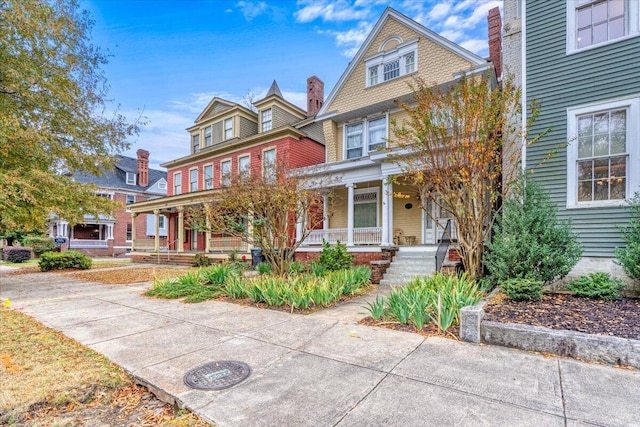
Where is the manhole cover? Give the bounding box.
[183,361,251,390]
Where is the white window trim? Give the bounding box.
[224,118,233,140]
[238,154,251,178]
[365,39,418,87]
[204,125,212,146]
[189,167,198,192]
[157,180,167,190]
[262,109,272,132]
[192,133,200,153]
[203,164,214,190]
[126,172,137,185]
[353,187,380,228]
[262,147,276,182]
[125,194,136,205]
[158,215,167,231]
[566,95,640,208]
[566,0,640,54]
[221,159,232,186]
[343,113,389,160]
[173,171,182,195]
[126,223,133,242]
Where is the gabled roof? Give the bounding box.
[194,97,237,123]
[253,79,307,117]
[74,155,167,194]
[317,7,487,118]
[264,80,283,99]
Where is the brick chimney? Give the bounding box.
[136,149,149,187]
[488,7,502,80]
[306,76,324,117]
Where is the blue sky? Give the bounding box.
[81,0,502,169]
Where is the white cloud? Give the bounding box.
[316,20,372,58]
[460,38,487,55]
[439,29,464,43]
[429,2,451,20]
[294,0,371,23]
[236,1,268,21]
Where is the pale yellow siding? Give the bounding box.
[324,120,338,162]
[326,17,475,116]
[392,183,422,244]
[329,188,347,228]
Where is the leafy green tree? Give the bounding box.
[0,0,139,234]
[484,176,582,286]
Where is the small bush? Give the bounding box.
[566,272,624,301]
[20,236,55,257]
[289,261,306,274]
[39,251,92,271]
[501,278,544,301]
[3,247,32,263]
[200,264,236,286]
[309,260,327,277]
[615,192,640,280]
[193,253,212,267]
[318,240,354,271]
[256,262,271,275]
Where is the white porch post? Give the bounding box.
[177,207,184,253]
[153,210,160,252]
[130,213,137,250]
[389,179,394,245]
[346,183,355,246]
[381,175,390,246]
[296,215,303,243]
[322,194,329,231]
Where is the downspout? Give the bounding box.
[521,0,527,172]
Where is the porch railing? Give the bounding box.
[208,237,248,252]
[69,239,108,249]
[132,239,167,251]
[305,227,382,246]
[435,219,452,272]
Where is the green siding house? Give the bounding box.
[504,0,640,274]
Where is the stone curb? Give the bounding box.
[460,293,640,369]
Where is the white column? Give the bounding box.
[346,183,354,246]
[388,179,394,245]
[205,214,211,253]
[177,207,184,253]
[296,218,303,242]
[107,224,114,240]
[322,194,329,230]
[381,175,390,246]
[153,210,160,252]
[130,214,137,250]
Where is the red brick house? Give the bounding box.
[49,149,168,257]
[129,77,326,263]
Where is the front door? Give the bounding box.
[423,199,456,244]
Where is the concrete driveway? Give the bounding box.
[1,269,638,427]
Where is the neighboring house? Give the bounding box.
[128,78,326,262]
[503,0,640,276]
[49,149,168,256]
[294,7,500,263]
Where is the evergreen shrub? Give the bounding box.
[566,272,624,301]
[39,250,92,271]
[501,278,544,301]
[318,240,354,271]
[615,192,640,280]
[3,247,32,263]
[21,236,55,256]
[484,177,582,287]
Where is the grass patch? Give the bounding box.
[0,307,209,426]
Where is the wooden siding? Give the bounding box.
[526,1,640,256]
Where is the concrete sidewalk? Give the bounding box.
[2,271,639,427]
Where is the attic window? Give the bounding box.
[365,39,418,87]
[126,172,137,185]
[158,181,167,190]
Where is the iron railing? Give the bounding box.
[435,219,452,272]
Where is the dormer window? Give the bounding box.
[365,39,418,87]
[224,118,233,139]
[126,172,136,185]
[204,126,212,146]
[262,109,272,132]
[192,134,200,153]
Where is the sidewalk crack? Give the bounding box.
[558,359,568,427]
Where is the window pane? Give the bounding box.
[577,28,592,48]
[383,60,399,81]
[368,117,386,151]
[593,158,608,179]
[593,112,608,135]
[578,161,592,180]
[578,180,593,201]
[592,22,608,44]
[610,110,626,132]
[592,1,608,23]
[610,16,625,38]
[354,203,376,227]
[405,52,415,74]
[610,0,625,17]
[369,67,378,85]
[594,177,608,200]
[347,148,362,159]
[610,155,626,179]
[578,137,592,158]
[578,116,592,137]
[594,134,609,156]
[577,6,592,27]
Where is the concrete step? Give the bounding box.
[385,266,434,275]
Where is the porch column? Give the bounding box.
[153,210,160,252]
[388,180,394,245]
[346,183,354,246]
[322,194,329,230]
[205,214,211,253]
[130,213,137,251]
[381,175,390,246]
[177,207,184,253]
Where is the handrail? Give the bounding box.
[435,219,452,272]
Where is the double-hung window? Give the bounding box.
[567,96,639,207]
[126,194,136,205]
[204,126,212,146]
[224,118,233,140]
[204,164,213,189]
[192,134,200,153]
[126,172,136,185]
[189,168,198,192]
[173,172,182,195]
[567,0,640,52]
[345,116,387,159]
[262,109,272,132]
[239,155,250,179]
[221,160,231,186]
[263,149,276,183]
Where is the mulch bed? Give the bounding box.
[484,293,640,340]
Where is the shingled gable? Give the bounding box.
[253,80,307,118]
[194,97,256,124]
[316,7,488,119]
